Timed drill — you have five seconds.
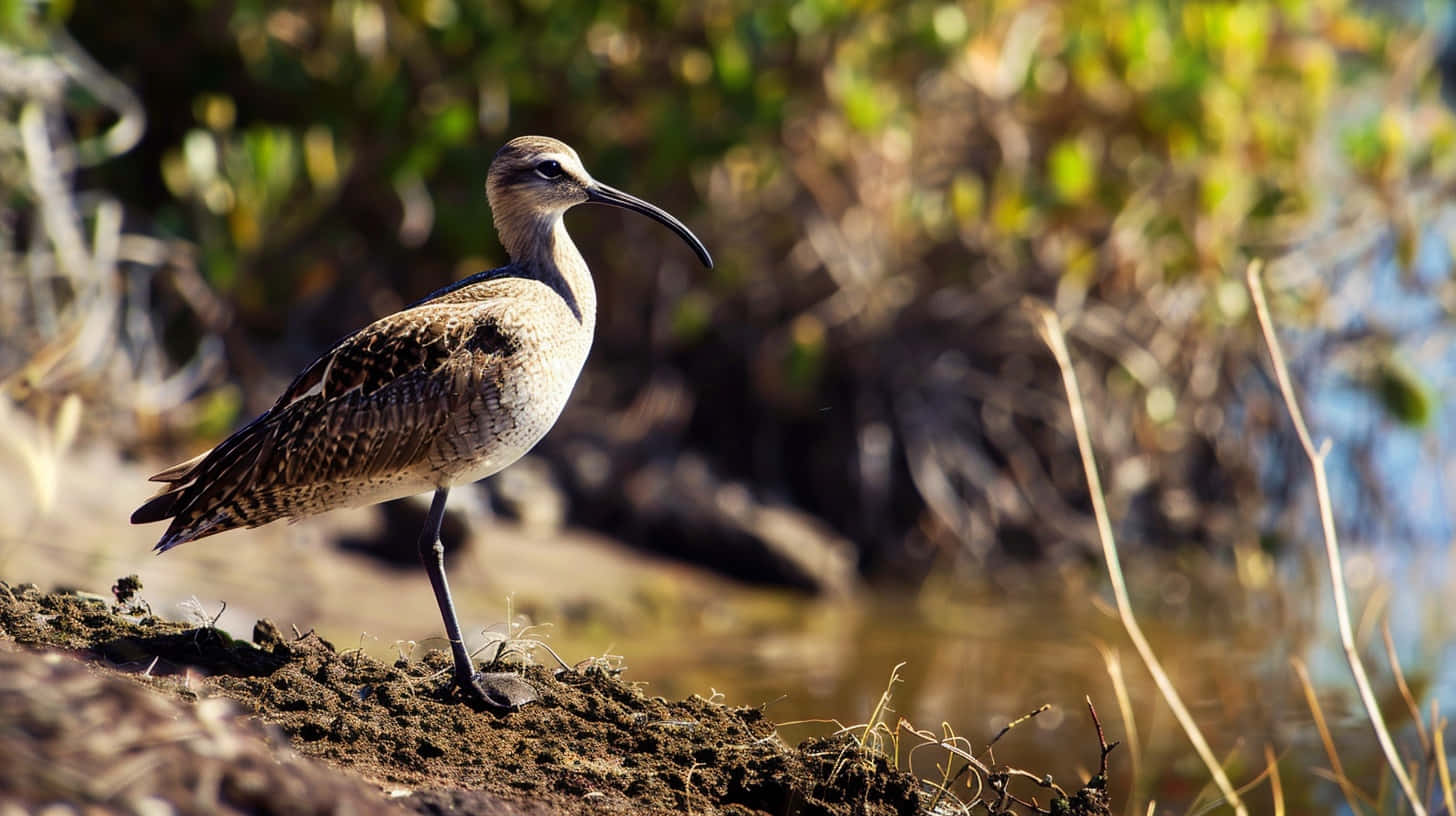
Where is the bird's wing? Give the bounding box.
[259,311,475,482]
[134,301,518,546]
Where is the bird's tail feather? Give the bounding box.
[132,419,273,552]
[131,490,184,525]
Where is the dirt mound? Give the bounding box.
[0,644,407,815]
[0,579,1110,815]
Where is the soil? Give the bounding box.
[0,579,1111,816]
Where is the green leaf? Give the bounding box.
[1373,359,1434,428]
[1048,138,1096,203]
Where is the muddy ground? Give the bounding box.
[0,579,1111,815]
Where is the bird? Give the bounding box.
[132,135,713,709]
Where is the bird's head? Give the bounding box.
[487,136,713,269]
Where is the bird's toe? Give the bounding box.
[458,670,537,710]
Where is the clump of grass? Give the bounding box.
[784,661,1110,815]
[471,597,569,670]
[391,639,418,665]
[574,651,628,678]
[177,597,226,630]
[807,660,908,786]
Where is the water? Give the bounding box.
[573,546,1445,813]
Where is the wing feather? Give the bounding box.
[135,301,520,549]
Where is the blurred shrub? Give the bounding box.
[3,0,1451,576]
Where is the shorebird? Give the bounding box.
[132,136,713,708]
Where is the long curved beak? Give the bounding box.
[586,183,714,269]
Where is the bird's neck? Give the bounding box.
[498,212,598,331]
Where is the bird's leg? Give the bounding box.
[417,487,537,709]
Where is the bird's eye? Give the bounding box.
[535,160,564,180]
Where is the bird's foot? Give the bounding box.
[454,669,537,710]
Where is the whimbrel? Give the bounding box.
[132,136,713,708]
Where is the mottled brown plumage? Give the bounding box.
[133,136,712,707]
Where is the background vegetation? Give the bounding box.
[3,0,1452,581]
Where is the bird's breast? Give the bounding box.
[435,305,593,488]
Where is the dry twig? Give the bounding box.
[1246,260,1425,815]
[1085,697,1118,779]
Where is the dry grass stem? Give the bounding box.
[1293,654,1368,814]
[1245,260,1425,815]
[1095,642,1142,816]
[1381,619,1429,756]
[1433,702,1454,815]
[1025,299,1248,815]
[988,704,1051,753]
[860,661,905,755]
[1264,745,1285,816]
